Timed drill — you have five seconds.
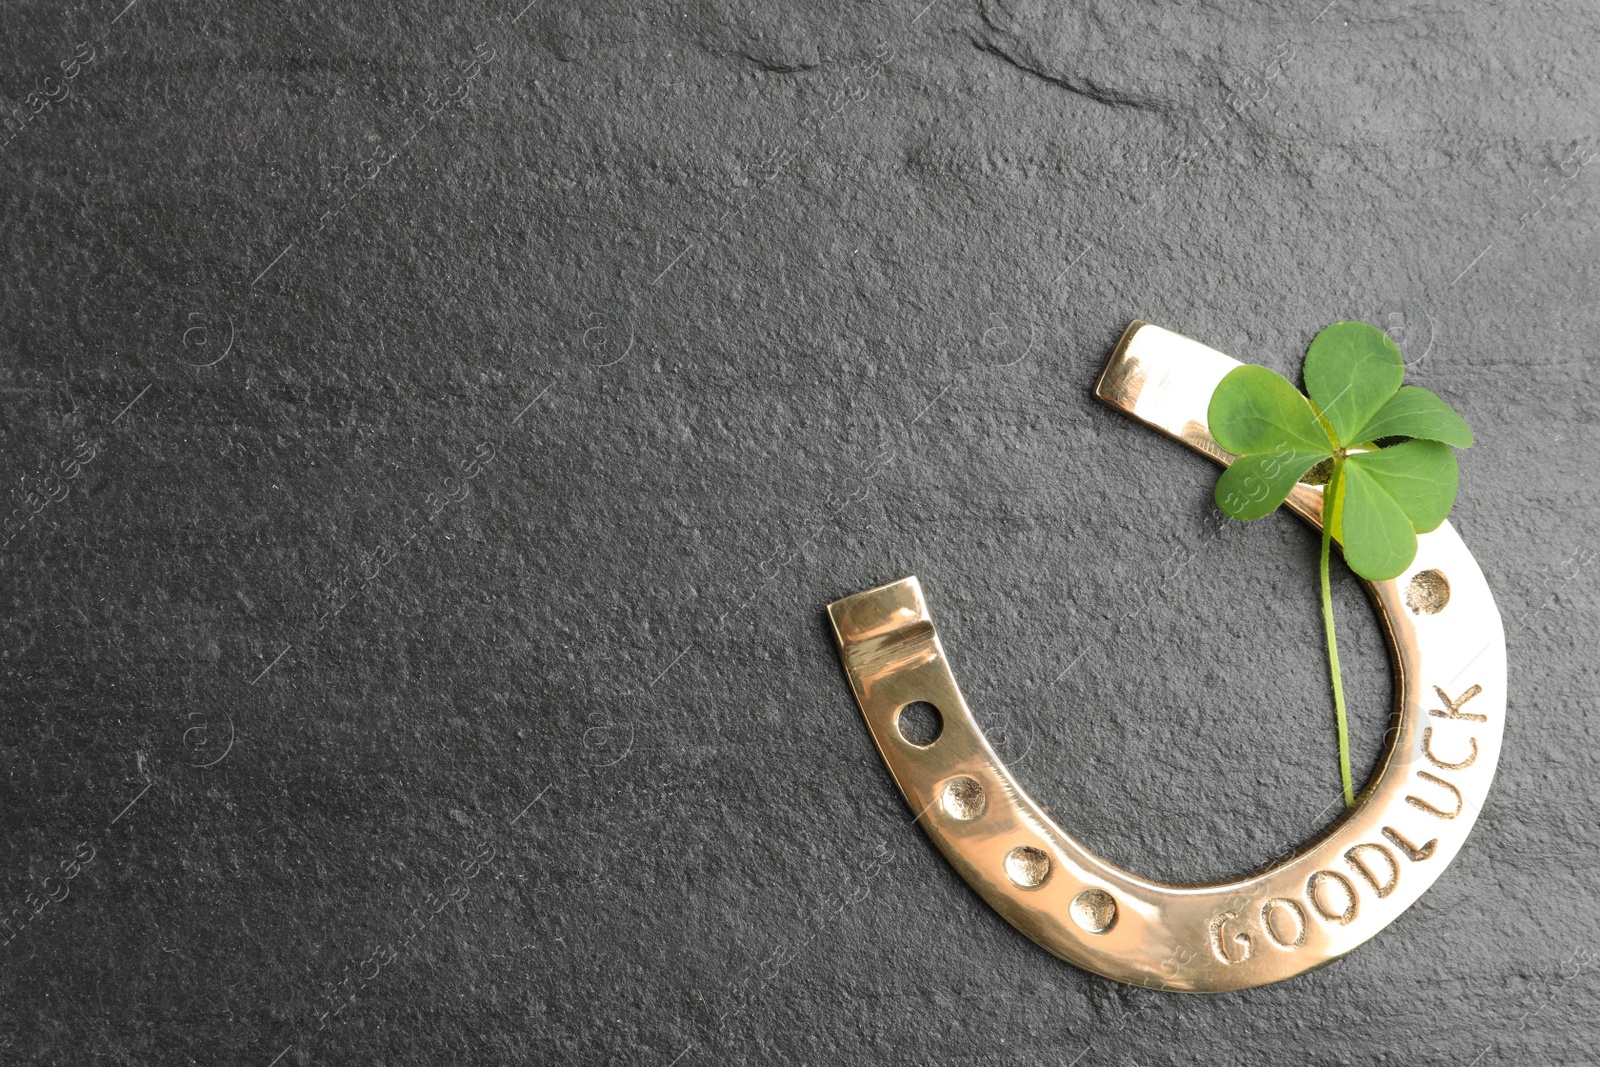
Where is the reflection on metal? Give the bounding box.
[826,321,1505,992]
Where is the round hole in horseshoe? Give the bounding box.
[1405,569,1450,614]
[896,702,942,747]
[940,776,987,820]
[1071,888,1118,934]
[1005,846,1052,889]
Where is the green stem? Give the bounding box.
[1321,459,1354,809]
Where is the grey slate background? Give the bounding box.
[2,0,1597,1062]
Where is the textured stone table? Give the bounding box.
[2,0,1596,1063]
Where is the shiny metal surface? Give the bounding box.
[826,321,1506,992]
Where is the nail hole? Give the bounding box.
[896,702,942,747]
[1005,846,1051,889]
[1071,888,1118,934]
[939,776,987,821]
[1405,569,1450,614]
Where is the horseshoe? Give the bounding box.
[826,322,1505,992]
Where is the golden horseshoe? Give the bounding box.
[827,322,1505,992]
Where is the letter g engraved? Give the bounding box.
[1209,910,1253,964]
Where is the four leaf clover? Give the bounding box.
[1207,321,1474,805]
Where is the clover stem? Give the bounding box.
[1321,458,1355,809]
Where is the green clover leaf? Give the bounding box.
[1303,320,1405,446]
[1206,320,1474,807]
[1355,385,1475,448]
[1209,322,1471,577]
[1338,440,1460,578]
[1209,365,1334,520]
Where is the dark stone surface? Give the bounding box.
[2,0,1597,1062]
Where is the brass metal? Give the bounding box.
[827,321,1506,992]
